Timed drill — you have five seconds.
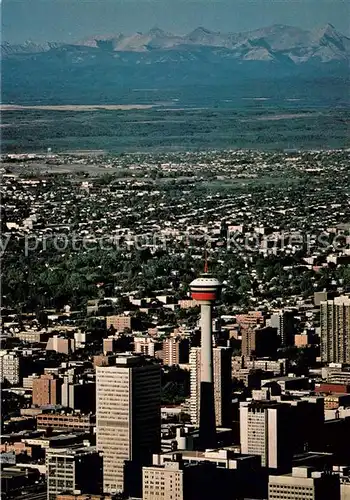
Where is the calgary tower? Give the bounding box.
[190,259,222,449]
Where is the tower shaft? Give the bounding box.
[190,272,221,450]
[199,301,216,449]
[200,302,213,384]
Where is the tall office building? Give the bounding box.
[190,346,232,428]
[240,398,323,470]
[240,401,292,470]
[270,310,295,346]
[320,296,350,363]
[96,354,161,494]
[46,446,102,500]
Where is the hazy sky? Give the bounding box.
[2,0,350,43]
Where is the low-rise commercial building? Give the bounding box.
[36,412,95,433]
[46,446,102,500]
[268,467,340,500]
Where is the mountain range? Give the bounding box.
[2,24,349,105]
[2,24,350,63]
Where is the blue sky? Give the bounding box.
[2,0,350,43]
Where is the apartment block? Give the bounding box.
[323,365,350,385]
[236,311,265,330]
[134,337,161,357]
[103,336,120,355]
[232,356,288,378]
[241,326,278,358]
[321,296,350,363]
[106,315,135,332]
[178,300,198,309]
[143,461,186,500]
[14,330,49,343]
[32,374,62,407]
[162,338,189,366]
[190,346,232,428]
[46,336,75,355]
[0,350,22,385]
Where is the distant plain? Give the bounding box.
[1,80,349,153]
[1,105,348,153]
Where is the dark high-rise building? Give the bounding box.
[242,326,278,358]
[270,310,296,347]
[190,346,232,428]
[320,296,350,363]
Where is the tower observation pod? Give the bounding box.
[190,268,222,449]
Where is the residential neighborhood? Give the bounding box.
[1,148,350,499]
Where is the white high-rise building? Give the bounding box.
[240,400,291,469]
[0,350,21,385]
[190,346,232,428]
[96,354,161,494]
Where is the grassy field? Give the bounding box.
[200,175,301,194]
[1,105,349,153]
